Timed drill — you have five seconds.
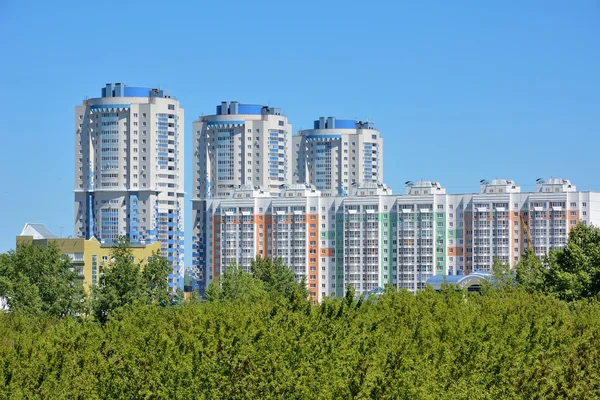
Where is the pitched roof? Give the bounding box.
[19,223,57,239]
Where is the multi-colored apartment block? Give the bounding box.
[193,178,600,301]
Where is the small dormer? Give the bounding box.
[231,184,272,199]
[535,178,576,193]
[479,178,521,194]
[280,183,321,198]
[349,182,392,196]
[405,181,446,195]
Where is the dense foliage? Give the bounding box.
[3,225,600,398]
[0,242,85,317]
[2,288,600,398]
[92,238,172,322]
[517,223,600,301]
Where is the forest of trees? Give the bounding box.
[2,224,600,398]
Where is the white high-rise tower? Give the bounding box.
[293,117,383,196]
[74,83,185,290]
[191,101,292,290]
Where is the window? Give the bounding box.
[168,104,175,110]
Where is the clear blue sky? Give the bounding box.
[0,0,598,262]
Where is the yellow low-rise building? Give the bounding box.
[17,223,160,290]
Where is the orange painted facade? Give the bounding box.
[307,214,319,300]
[446,246,463,256]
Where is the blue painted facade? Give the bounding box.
[90,104,130,110]
[206,120,245,126]
[214,101,284,116]
[101,83,174,99]
[312,117,375,130]
[305,134,342,141]
[129,193,139,241]
[87,193,94,239]
[216,101,263,115]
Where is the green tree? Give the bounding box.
[545,222,600,301]
[487,257,514,292]
[515,247,547,294]
[206,262,266,303]
[250,256,308,300]
[141,250,171,305]
[92,237,170,322]
[516,223,600,301]
[0,242,85,317]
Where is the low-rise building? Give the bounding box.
[16,223,160,290]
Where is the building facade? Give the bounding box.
[74,83,184,290]
[17,223,160,290]
[191,101,293,285]
[192,101,293,199]
[293,117,383,195]
[193,178,600,301]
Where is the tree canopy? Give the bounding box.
[92,237,172,323]
[0,242,85,317]
[3,225,600,397]
[2,287,600,398]
[517,223,600,301]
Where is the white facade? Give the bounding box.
[194,178,600,301]
[293,117,383,196]
[192,101,293,199]
[74,83,185,290]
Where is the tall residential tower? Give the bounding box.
[191,101,293,290]
[293,117,383,195]
[192,101,293,198]
[74,83,185,290]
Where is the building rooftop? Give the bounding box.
[310,116,375,130]
[479,178,521,194]
[536,177,576,193]
[350,182,392,196]
[405,181,446,195]
[19,223,57,240]
[426,271,493,291]
[215,101,284,116]
[100,83,174,99]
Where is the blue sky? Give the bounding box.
[0,0,598,261]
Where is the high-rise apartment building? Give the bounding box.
[192,101,292,199]
[74,83,185,290]
[293,117,383,195]
[194,178,600,301]
[191,102,293,286]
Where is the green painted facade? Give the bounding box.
[379,212,393,287]
[335,213,345,298]
[435,211,446,275]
